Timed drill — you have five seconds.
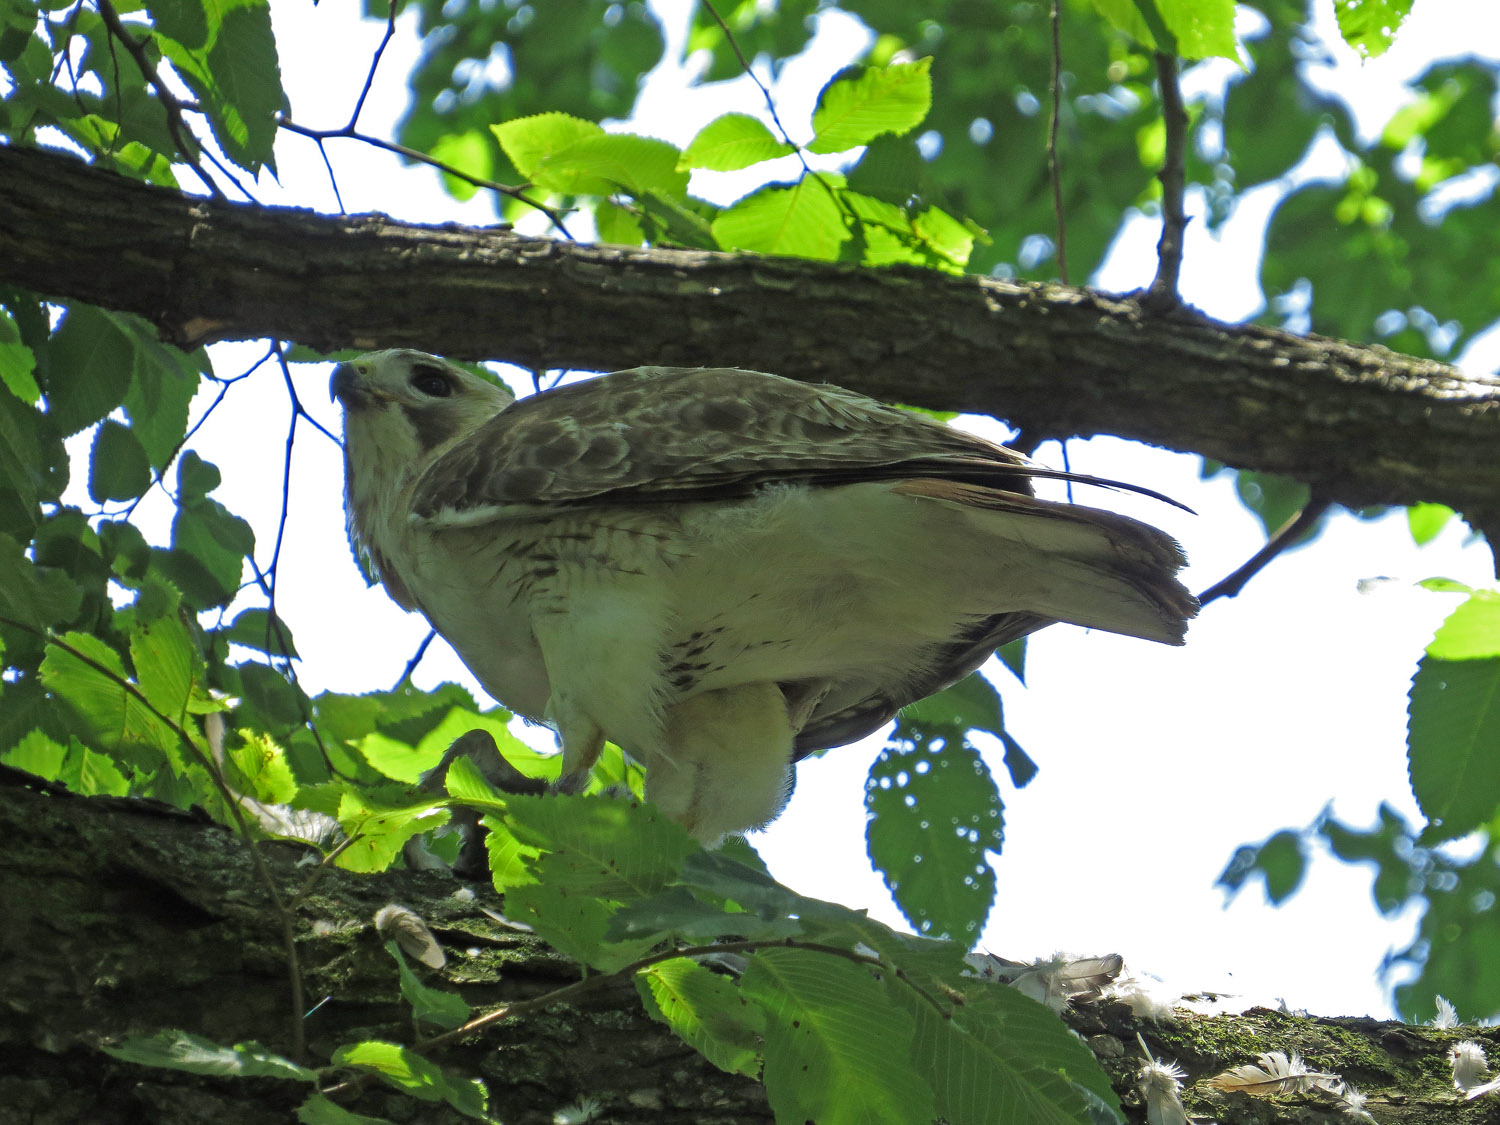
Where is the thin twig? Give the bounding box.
[699,0,858,235]
[395,629,437,689]
[1197,497,1332,606]
[346,0,399,133]
[1047,0,1069,283]
[1143,51,1188,310]
[275,116,575,239]
[94,0,223,199]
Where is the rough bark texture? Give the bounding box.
[2,144,1499,540]
[0,780,1488,1125]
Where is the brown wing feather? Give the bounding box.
[411,367,1190,522]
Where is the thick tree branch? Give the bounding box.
[2,145,1498,535]
[0,782,1480,1125]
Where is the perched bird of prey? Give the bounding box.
[333,350,1196,844]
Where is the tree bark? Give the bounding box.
[0,780,1482,1125]
[2,144,1498,540]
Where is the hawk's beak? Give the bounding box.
[330,363,364,407]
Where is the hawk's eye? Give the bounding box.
[410,365,452,398]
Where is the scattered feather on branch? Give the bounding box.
[1432,995,1460,1029]
[1205,1050,1340,1096]
[1451,1040,1489,1093]
[1135,1033,1189,1125]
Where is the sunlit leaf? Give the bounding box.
[680,113,793,171]
[636,957,764,1077]
[809,59,932,154]
[331,1041,487,1117]
[712,176,850,260]
[102,1029,317,1081]
[1333,0,1413,59]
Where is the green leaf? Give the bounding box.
[809,59,932,155]
[330,1041,487,1117]
[594,199,646,247]
[156,1,283,171]
[497,792,697,897]
[741,947,936,1125]
[223,607,298,659]
[1408,502,1456,546]
[903,983,1118,1124]
[636,956,765,1077]
[88,419,152,503]
[0,306,39,403]
[867,717,1003,942]
[295,1093,398,1125]
[43,304,134,436]
[492,113,604,180]
[1333,0,1413,59]
[1088,0,1157,49]
[1217,829,1309,904]
[1234,470,1314,540]
[335,792,450,873]
[0,530,83,629]
[680,113,793,171]
[387,942,471,1030]
[428,130,494,202]
[40,631,182,765]
[1425,590,1500,660]
[712,176,850,260]
[118,323,201,470]
[534,133,689,198]
[1408,594,1500,843]
[228,730,297,805]
[131,611,201,725]
[1,728,68,779]
[102,1029,317,1081]
[1153,0,1238,60]
[502,878,659,971]
[148,0,209,51]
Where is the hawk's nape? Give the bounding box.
[333,349,1197,844]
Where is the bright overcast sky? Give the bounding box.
[93,0,1500,1020]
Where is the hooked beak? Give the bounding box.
[330,363,365,407]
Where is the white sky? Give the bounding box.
[99,0,1500,1020]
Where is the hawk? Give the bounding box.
[333,350,1196,844]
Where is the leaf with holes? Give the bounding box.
[866,715,1004,943]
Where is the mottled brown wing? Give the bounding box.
[409,367,1184,524]
[793,610,1051,757]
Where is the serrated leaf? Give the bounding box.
[492,113,603,180]
[534,132,688,198]
[680,113,793,171]
[335,792,450,873]
[636,957,765,1077]
[741,947,935,1125]
[901,983,1117,1124]
[1425,590,1500,660]
[43,304,134,436]
[502,878,659,971]
[131,611,199,724]
[0,530,83,628]
[331,1041,487,1117]
[1334,0,1413,59]
[1,728,68,779]
[88,419,151,503]
[498,792,697,898]
[40,631,182,765]
[223,606,298,659]
[102,1029,317,1081]
[156,2,283,171]
[867,719,1003,942]
[118,321,201,470]
[1408,652,1500,843]
[809,59,932,154]
[1154,0,1238,60]
[711,176,850,260]
[229,729,297,805]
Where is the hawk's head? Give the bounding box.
[331,350,513,603]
